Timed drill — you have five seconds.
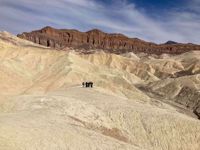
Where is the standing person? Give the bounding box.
[82,82,85,88]
[91,82,93,88]
[85,82,88,88]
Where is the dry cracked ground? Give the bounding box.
[0,31,200,150]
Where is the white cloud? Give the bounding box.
[0,0,199,44]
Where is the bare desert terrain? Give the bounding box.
[0,32,200,150]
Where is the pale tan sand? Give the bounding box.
[0,32,200,150]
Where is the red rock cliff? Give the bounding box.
[17,26,200,54]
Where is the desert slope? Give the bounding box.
[0,32,200,150]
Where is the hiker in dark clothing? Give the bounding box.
[82,82,85,87]
[90,82,93,88]
[85,82,88,87]
[88,82,93,88]
[82,81,93,88]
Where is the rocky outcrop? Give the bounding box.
[17,26,200,54]
[176,86,200,119]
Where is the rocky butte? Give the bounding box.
[17,26,200,55]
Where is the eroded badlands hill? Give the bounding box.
[0,32,200,150]
[17,26,200,54]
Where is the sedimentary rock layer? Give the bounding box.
[17,26,200,54]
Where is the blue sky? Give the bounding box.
[0,0,200,44]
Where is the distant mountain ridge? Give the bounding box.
[17,26,200,54]
[164,41,178,45]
